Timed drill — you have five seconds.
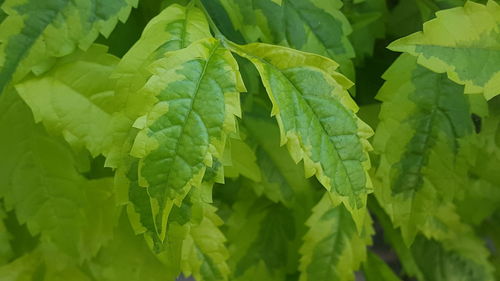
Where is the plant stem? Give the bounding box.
[195,0,226,40]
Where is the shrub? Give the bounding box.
[0,0,499,280]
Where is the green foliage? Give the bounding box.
[0,0,499,280]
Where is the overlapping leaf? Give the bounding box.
[113,3,211,118]
[371,199,495,281]
[341,0,387,63]
[362,251,401,281]
[226,186,299,281]
[242,100,316,207]
[299,193,373,281]
[0,91,118,264]
[219,0,355,77]
[389,0,500,99]
[455,97,500,225]
[0,203,12,265]
[89,215,177,281]
[180,196,230,281]
[0,0,137,93]
[230,42,373,226]
[373,54,485,243]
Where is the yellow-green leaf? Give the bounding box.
[388,0,500,99]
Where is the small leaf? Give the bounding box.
[389,1,500,99]
[299,193,373,281]
[362,251,402,281]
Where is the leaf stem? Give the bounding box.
[195,0,226,40]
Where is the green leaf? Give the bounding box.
[219,0,355,77]
[242,100,316,207]
[0,203,12,265]
[362,251,401,281]
[89,214,177,281]
[114,2,211,99]
[408,236,494,281]
[341,0,388,63]
[0,91,118,264]
[130,37,244,240]
[0,251,42,281]
[456,98,500,225]
[230,42,373,226]
[299,193,373,281]
[373,54,484,243]
[0,0,137,94]
[226,186,297,281]
[388,0,500,99]
[371,197,495,281]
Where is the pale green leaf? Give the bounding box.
[0,91,118,264]
[230,42,373,226]
[0,0,137,93]
[15,44,132,166]
[223,137,262,182]
[299,193,373,281]
[389,0,500,99]
[130,38,244,239]
[181,196,230,281]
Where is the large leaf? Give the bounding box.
[0,91,118,265]
[219,0,355,77]
[389,0,500,99]
[299,193,373,281]
[0,0,137,93]
[129,38,244,239]
[373,54,486,243]
[230,42,373,225]
[119,2,214,248]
